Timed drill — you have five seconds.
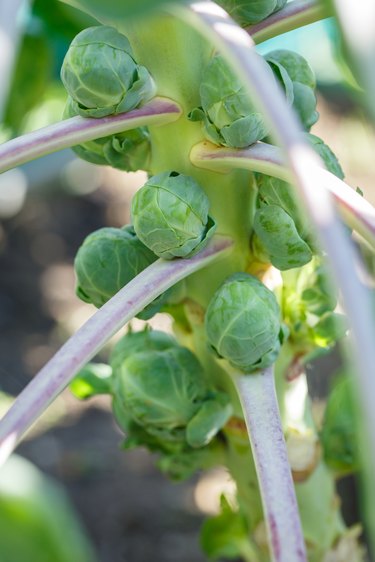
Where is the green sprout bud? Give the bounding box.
[189,55,270,147]
[321,375,359,474]
[61,26,156,118]
[252,134,344,269]
[131,171,216,259]
[110,330,231,448]
[205,273,284,373]
[74,225,168,319]
[265,50,318,130]
[113,343,231,445]
[253,205,313,270]
[63,98,151,172]
[110,328,177,373]
[216,0,287,26]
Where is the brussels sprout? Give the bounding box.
[253,205,313,270]
[252,134,344,270]
[216,0,287,26]
[321,376,359,474]
[189,55,270,148]
[131,171,216,259]
[113,342,231,445]
[74,225,169,319]
[61,26,156,118]
[111,331,231,448]
[265,50,318,130]
[110,328,177,373]
[205,273,284,373]
[63,98,151,171]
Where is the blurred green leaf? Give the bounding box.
[70,363,113,399]
[34,0,98,40]
[201,495,253,559]
[0,455,97,562]
[321,375,359,475]
[4,34,52,133]
[59,0,186,21]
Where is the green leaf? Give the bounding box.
[4,34,52,133]
[321,376,360,474]
[253,205,313,270]
[69,363,112,399]
[186,395,232,448]
[201,495,251,559]
[0,455,97,562]
[59,0,186,21]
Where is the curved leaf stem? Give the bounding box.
[247,0,333,44]
[0,97,182,174]
[0,235,232,466]
[191,140,375,249]
[234,367,306,562]
[172,1,375,489]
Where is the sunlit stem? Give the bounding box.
[233,367,307,562]
[0,97,182,174]
[247,0,332,44]
[191,140,375,249]
[0,236,232,467]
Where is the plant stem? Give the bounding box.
[247,0,333,44]
[191,140,375,249]
[0,97,181,174]
[0,236,232,466]
[234,367,307,562]
[173,2,375,485]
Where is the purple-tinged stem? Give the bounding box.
[0,97,181,174]
[247,0,332,44]
[0,236,232,466]
[190,140,375,249]
[174,1,375,486]
[234,367,306,562]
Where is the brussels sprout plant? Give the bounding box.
[1,1,375,562]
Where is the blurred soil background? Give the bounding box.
[1,12,375,562]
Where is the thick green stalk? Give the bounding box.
[119,14,256,306]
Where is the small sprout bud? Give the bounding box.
[74,225,168,319]
[111,331,231,446]
[131,171,216,259]
[253,205,313,270]
[61,26,156,118]
[205,273,284,373]
[114,345,223,443]
[189,55,271,147]
[64,98,151,172]
[216,0,287,26]
[110,328,177,373]
[265,50,318,130]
